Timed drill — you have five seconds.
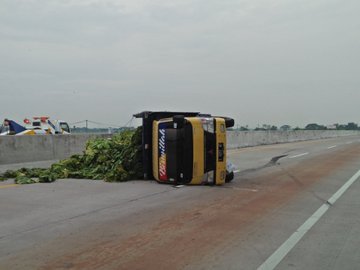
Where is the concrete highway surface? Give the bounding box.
[1,136,360,270]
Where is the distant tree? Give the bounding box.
[335,123,359,130]
[256,124,278,131]
[319,125,327,130]
[239,126,249,131]
[305,123,327,130]
[336,124,346,130]
[280,125,291,131]
[305,123,317,130]
[346,122,358,130]
[294,127,301,130]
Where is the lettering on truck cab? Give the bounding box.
[158,128,167,180]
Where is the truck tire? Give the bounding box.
[225,171,234,183]
[223,117,235,128]
[214,116,234,128]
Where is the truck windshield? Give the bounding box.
[0,123,9,134]
[204,130,216,173]
[159,122,193,183]
[60,123,70,133]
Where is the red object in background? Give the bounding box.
[23,118,31,124]
[33,116,49,123]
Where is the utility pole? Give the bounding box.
[86,120,88,133]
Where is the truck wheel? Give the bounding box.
[223,117,235,128]
[214,116,235,128]
[225,171,234,183]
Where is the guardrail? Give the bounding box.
[0,134,112,165]
[1,130,360,165]
[227,130,360,149]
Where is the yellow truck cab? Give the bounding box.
[134,111,234,185]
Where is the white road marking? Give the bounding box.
[232,187,258,192]
[327,145,337,149]
[234,170,241,173]
[175,185,185,188]
[288,153,309,159]
[257,168,360,270]
[345,141,353,144]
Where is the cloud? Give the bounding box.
[0,0,359,126]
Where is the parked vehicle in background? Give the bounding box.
[0,119,10,135]
[25,117,71,134]
[0,117,70,135]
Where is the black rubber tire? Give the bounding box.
[225,171,234,183]
[223,117,235,128]
[214,116,235,128]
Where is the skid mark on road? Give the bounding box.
[237,155,288,176]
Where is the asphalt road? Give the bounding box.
[1,135,360,270]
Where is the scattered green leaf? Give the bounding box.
[0,127,143,184]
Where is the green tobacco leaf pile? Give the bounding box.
[0,128,143,184]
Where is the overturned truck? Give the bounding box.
[134,111,235,185]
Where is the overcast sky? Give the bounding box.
[1,0,359,128]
